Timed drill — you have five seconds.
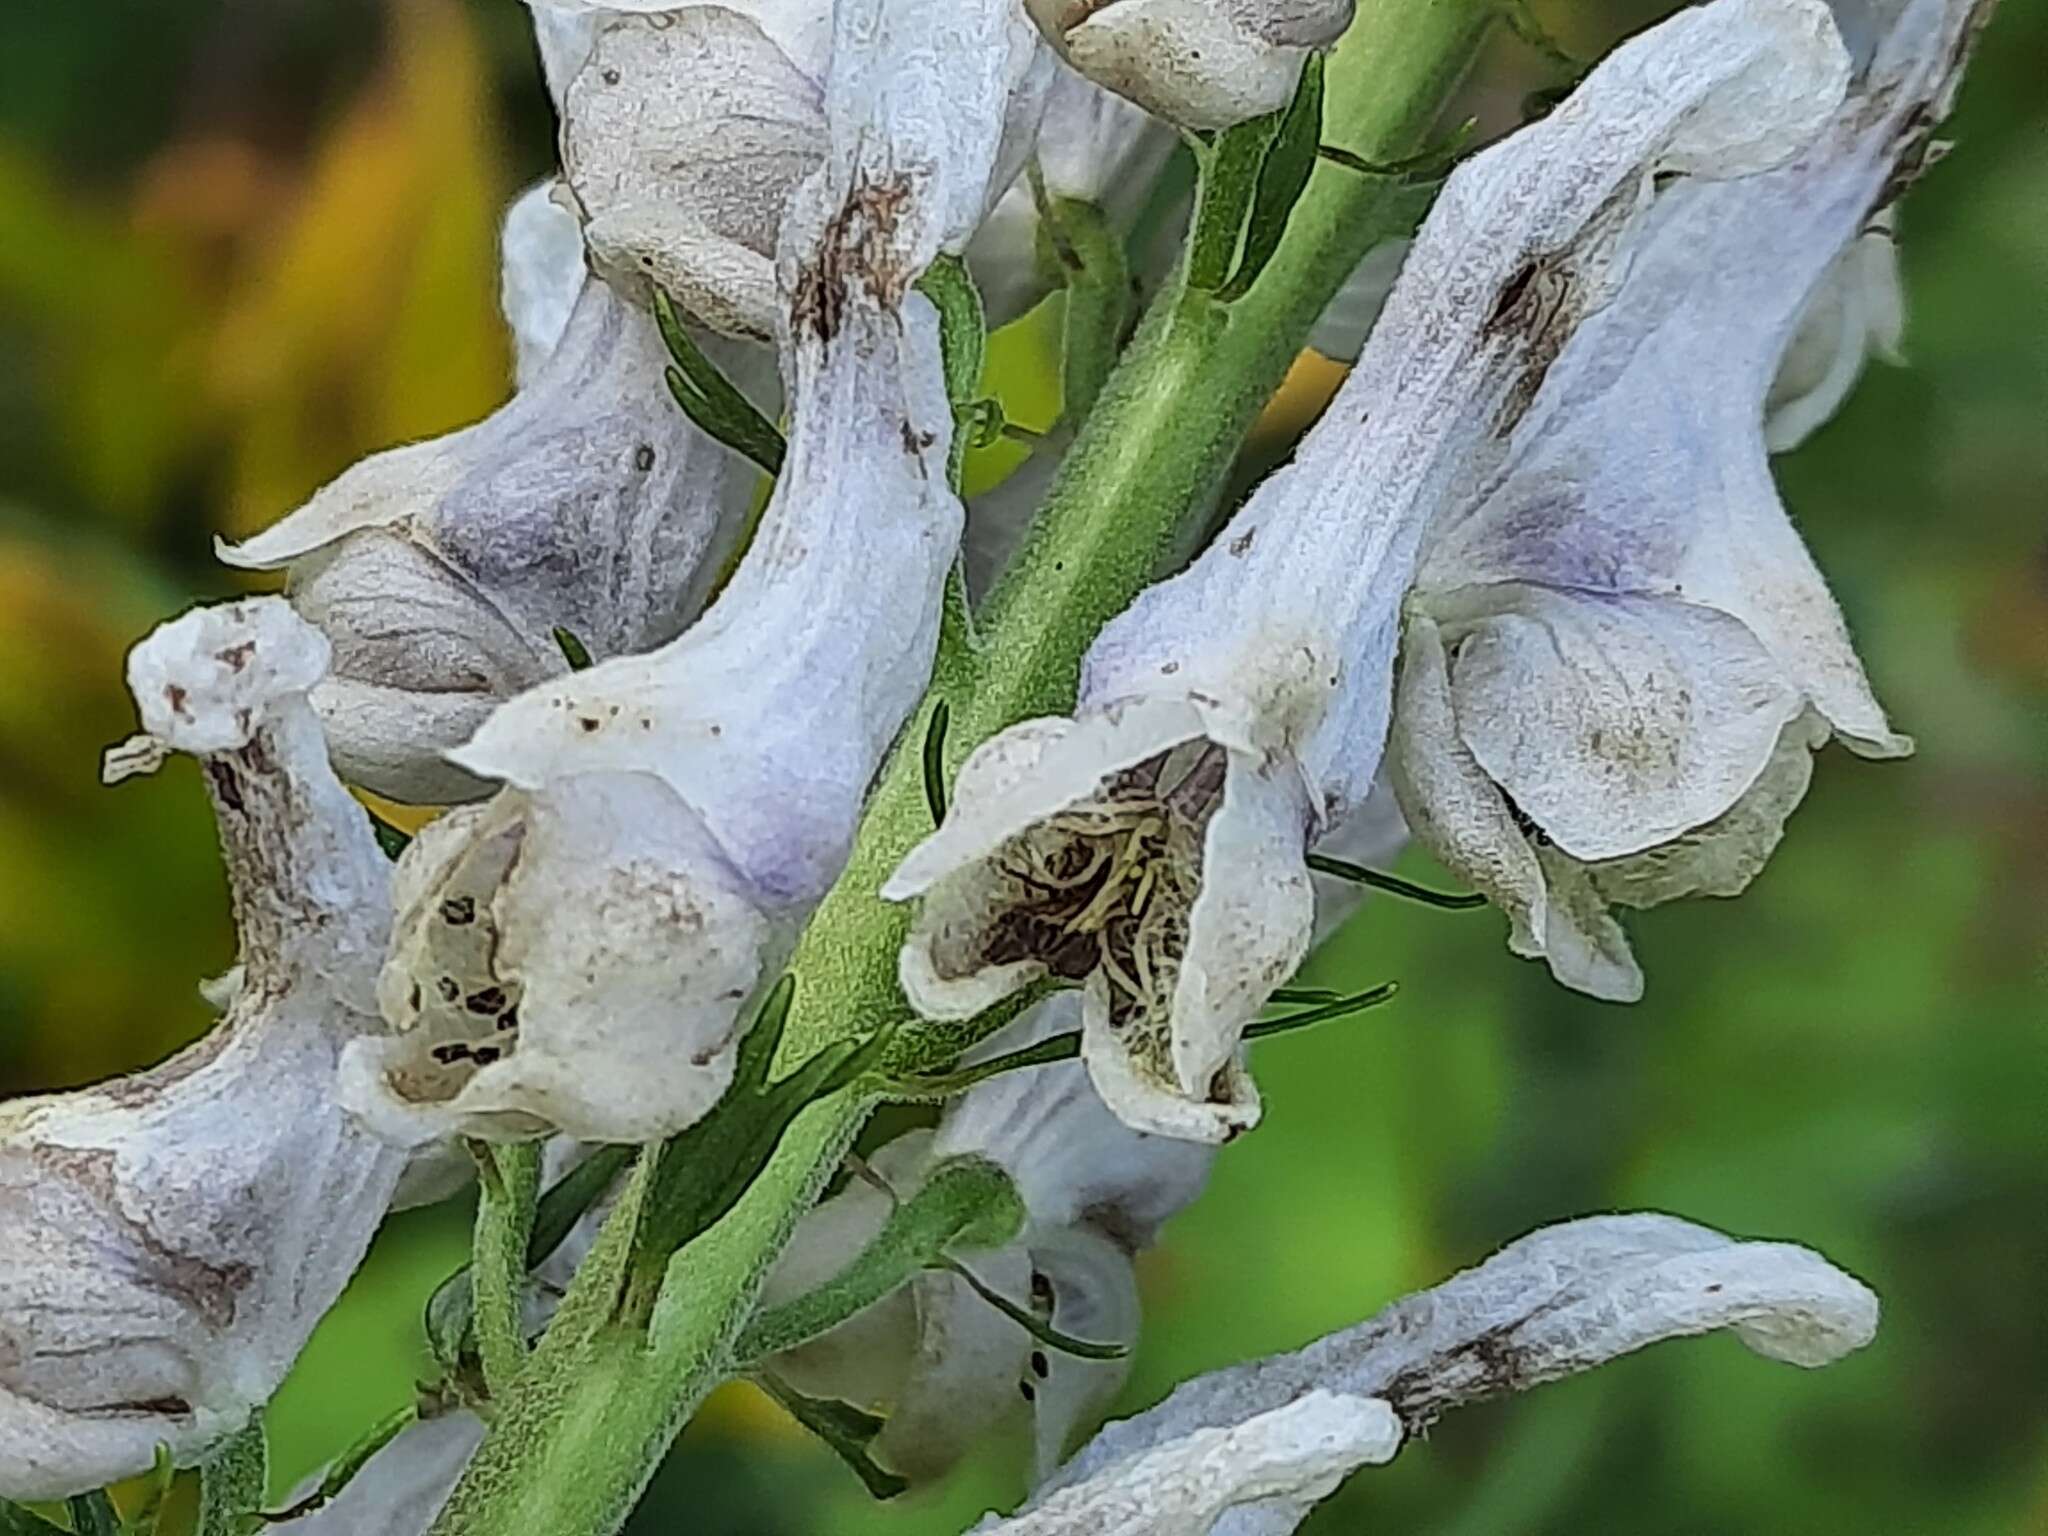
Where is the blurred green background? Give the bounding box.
[2,1,2043,1532]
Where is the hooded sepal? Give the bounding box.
[0,600,402,1501]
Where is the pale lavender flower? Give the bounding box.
[888,0,1853,1140]
[342,0,1049,1145]
[1388,0,1972,1000]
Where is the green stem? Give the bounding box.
[425,8,1492,1531]
[471,1141,541,1399]
[979,4,1489,720]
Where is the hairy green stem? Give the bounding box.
[427,7,1491,1531]
[471,1142,541,1399]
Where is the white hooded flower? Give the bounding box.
[980,1213,1879,1535]
[338,0,1046,1148]
[1024,0,1354,132]
[1389,0,1972,1002]
[889,0,1854,1141]
[764,996,1212,1483]
[0,599,402,1500]
[217,0,781,807]
[217,265,767,806]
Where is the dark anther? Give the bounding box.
[465,986,508,1016]
[439,895,476,926]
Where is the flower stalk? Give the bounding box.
[425,6,1495,1532]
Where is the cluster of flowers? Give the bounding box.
[0,0,1980,1528]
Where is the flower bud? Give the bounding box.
[554,0,1046,337]
[890,0,1854,1139]
[341,0,1047,1145]
[555,3,833,338]
[1024,0,1354,131]
[217,271,767,806]
[0,600,401,1500]
[765,996,1211,1483]
[1390,0,1968,1000]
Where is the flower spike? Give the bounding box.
[341,0,1050,1146]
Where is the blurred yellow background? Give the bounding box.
[1,1,2042,1531]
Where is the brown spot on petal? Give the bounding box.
[790,172,914,344]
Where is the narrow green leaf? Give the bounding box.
[884,1025,1080,1101]
[528,1145,637,1267]
[551,626,594,671]
[653,288,787,476]
[196,1419,267,1536]
[922,699,951,826]
[1245,981,1400,1039]
[1220,56,1325,301]
[1305,852,1487,909]
[888,979,1396,1100]
[423,1263,478,1384]
[733,974,799,1093]
[752,1373,908,1501]
[63,1495,115,1536]
[935,1257,1128,1361]
[1316,116,1477,184]
[916,255,988,493]
[733,1155,1026,1363]
[1186,112,1284,292]
[1269,984,1343,1005]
